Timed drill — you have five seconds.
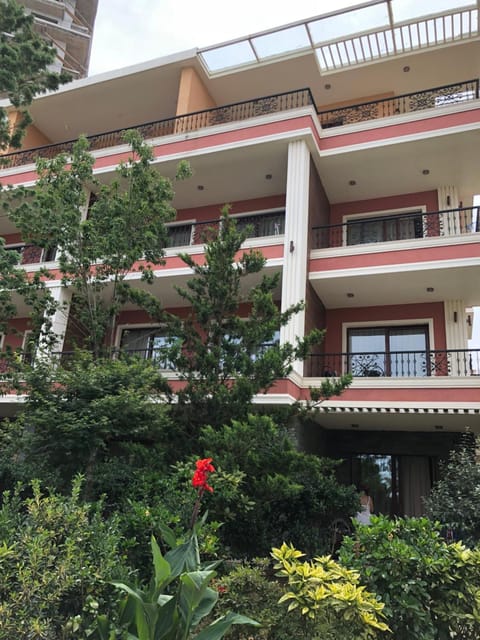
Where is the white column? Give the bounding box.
[280,140,310,376]
[36,285,72,361]
[443,300,469,376]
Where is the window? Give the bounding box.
[167,223,193,248]
[234,211,285,238]
[348,325,429,377]
[347,212,423,245]
[119,327,176,369]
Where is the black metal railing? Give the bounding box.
[307,349,480,378]
[1,88,315,168]
[318,79,479,128]
[312,206,479,250]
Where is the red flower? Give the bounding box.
[192,457,215,493]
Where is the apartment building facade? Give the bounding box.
[1,0,479,517]
[16,0,98,77]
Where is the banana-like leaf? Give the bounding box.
[151,536,172,587]
[194,612,260,640]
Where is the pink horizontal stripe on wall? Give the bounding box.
[310,241,480,272]
[320,108,480,151]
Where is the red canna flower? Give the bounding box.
[192,457,215,493]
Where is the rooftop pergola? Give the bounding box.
[199,0,479,75]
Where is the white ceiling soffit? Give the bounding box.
[198,0,479,76]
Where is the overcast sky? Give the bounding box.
[88,0,365,76]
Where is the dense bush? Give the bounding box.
[210,559,307,640]
[0,477,129,639]
[424,434,480,547]
[201,414,358,555]
[339,516,480,640]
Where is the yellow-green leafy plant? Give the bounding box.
[271,542,390,640]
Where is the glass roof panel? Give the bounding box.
[252,24,310,59]
[391,0,474,23]
[201,40,256,72]
[308,3,390,44]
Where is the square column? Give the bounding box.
[280,139,310,376]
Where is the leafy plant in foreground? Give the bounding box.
[93,459,259,640]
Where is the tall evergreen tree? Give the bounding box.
[0,0,70,151]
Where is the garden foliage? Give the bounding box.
[0,477,128,639]
[424,434,480,547]
[272,542,389,639]
[339,516,480,640]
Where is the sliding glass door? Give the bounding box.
[348,325,429,377]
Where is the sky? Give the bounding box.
[88,0,480,347]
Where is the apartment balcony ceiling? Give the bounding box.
[309,260,480,309]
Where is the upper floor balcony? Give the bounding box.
[318,79,479,128]
[3,209,286,270]
[1,79,478,173]
[306,348,480,379]
[312,206,479,250]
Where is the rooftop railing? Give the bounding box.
[306,349,480,378]
[318,79,479,128]
[312,206,479,250]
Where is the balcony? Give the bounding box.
[168,211,285,248]
[0,89,315,169]
[312,206,479,250]
[318,79,479,128]
[307,349,480,378]
[2,77,477,173]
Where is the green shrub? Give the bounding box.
[339,516,480,640]
[272,542,389,639]
[210,558,308,640]
[0,477,129,639]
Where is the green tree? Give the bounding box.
[424,434,480,547]
[166,211,350,436]
[200,414,359,555]
[0,352,172,498]
[0,0,70,151]
[4,131,190,356]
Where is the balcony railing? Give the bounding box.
[312,206,479,250]
[0,88,315,169]
[307,349,480,378]
[318,79,479,128]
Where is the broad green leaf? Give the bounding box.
[151,536,172,587]
[159,523,177,550]
[165,534,200,576]
[194,612,260,640]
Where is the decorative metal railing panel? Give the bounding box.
[318,79,479,128]
[1,88,315,169]
[312,206,479,250]
[307,349,480,378]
